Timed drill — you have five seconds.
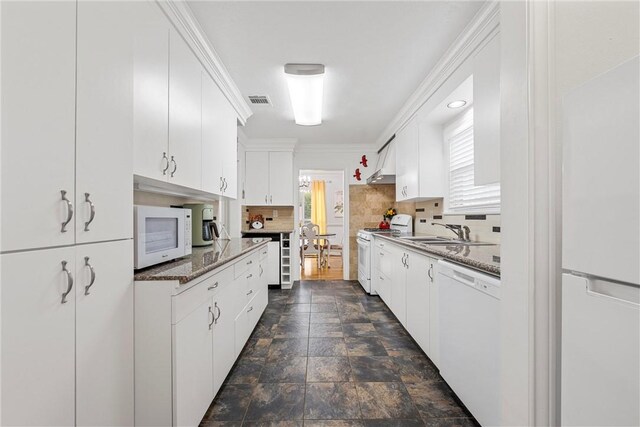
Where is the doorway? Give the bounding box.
[298,170,345,281]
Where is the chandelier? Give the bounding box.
[299,175,311,193]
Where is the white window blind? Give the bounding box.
[447,116,500,213]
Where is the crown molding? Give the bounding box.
[374,1,500,149]
[244,138,298,151]
[157,0,253,125]
[294,144,375,154]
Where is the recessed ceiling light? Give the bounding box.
[447,100,467,109]
[284,63,325,126]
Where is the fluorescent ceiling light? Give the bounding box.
[284,63,325,126]
[447,100,467,109]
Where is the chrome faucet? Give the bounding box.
[431,222,469,241]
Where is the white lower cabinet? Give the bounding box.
[135,245,268,426]
[372,237,439,362]
[173,299,214,427]
[212,282,238,395]
[1,247,77,426]
[405,252,434,355]
[1,240,134,426]
[76,240,134,426]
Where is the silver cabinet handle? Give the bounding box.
[247,273,253,279]
[246,289,253,295]
[265,195,268,203]
[247,260,253,265]
[208,306,214,330]
[428,264,433,281]
[405,254,409,269]
[259,265,263,277]
[401,254,406,266]
[208,281,219,291]
[83,193,95,231]
[247,306,254,313]
[162,152,170,175]
[170,156,177,177]
[214,302,221,324]
[220,177,224,192]
[83,257,96,295]
[60,190,73,233]
[61,261,73,304]
[269,195,272,204]
[223,178,228,191]
[379,252,384,256]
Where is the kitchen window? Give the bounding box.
[445,108,500,213]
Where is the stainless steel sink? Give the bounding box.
[398,236,448,242]
[420,241,497,247]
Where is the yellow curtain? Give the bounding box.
[310,180,327,235]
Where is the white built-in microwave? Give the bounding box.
[134,205,192,269]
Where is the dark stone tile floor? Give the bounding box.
[200,280,478,427]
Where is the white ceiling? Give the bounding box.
[188,1,484,148]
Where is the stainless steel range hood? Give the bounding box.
[367,138,396,185]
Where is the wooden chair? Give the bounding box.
[300,223,327,269]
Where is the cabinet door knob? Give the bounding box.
[83,193,95,232]
[61,261,73,304]
[83,257,96,295]
[60,190,73,233]
[162,152,170,175]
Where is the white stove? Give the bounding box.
[357,214,413,294]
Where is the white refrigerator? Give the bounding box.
[561,56,640,426]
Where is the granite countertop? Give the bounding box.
[134,238,269,284]
[241,229,294,234]
[375,233,501,277]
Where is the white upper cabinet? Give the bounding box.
[169,29,203,190]
[244,151,294,206]
[395,114,444,202]
[268,151,294,205]
[473,32,501,185]
[202,72,239,198]
[133,1,170,182]
[245,151,270,205]
[395,117,420,201]
[1,1,77,252]
[76,0,134,244]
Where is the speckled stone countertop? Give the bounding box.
[134,238,269,284]
[374,233,501,277]
[241,229,294,234]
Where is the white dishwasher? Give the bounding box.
[437,260,500,427]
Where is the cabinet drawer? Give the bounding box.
[173,266,233,324]
[374,239,387,251]
[259,245,268,261]
[234,253,258,279]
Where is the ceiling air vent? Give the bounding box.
[248,95,272,106]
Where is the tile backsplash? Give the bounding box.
[243,206,295,232]
[348,184,415,279]
[414,199,501,244]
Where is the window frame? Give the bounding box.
[443,107,501,215]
